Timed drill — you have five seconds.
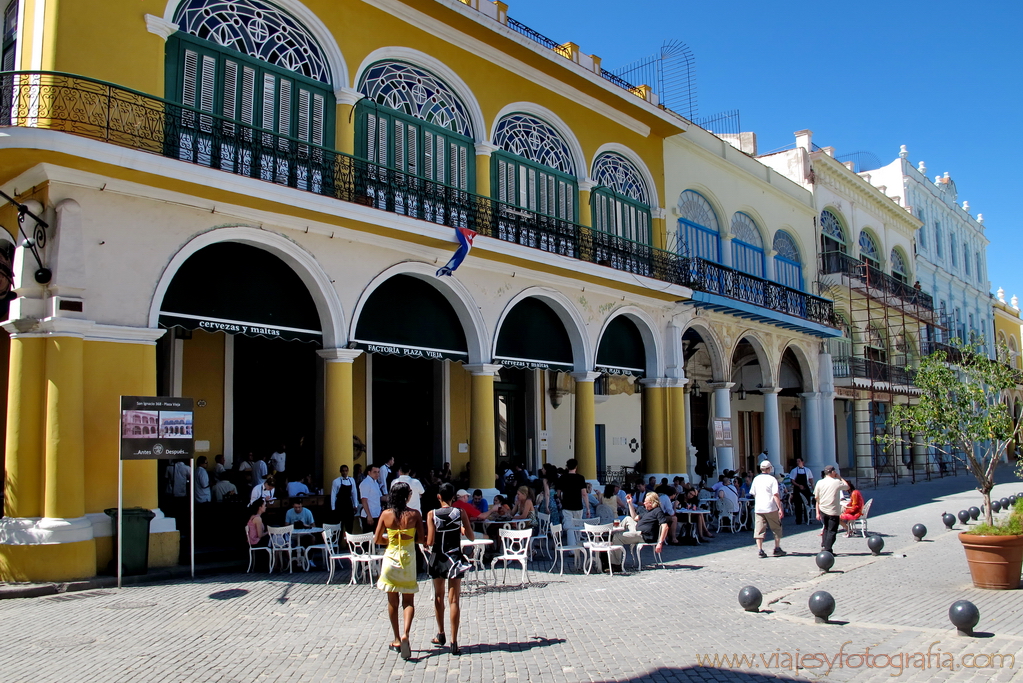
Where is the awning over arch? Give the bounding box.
[352,274,468,361]
[158,242,322,342]
[596,316,646,377]
[495,298,573,371]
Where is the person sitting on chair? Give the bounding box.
[618,492,670,559]
[285,498,315,529]
[839,481,864,537]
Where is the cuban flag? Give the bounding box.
[436,227,476,277]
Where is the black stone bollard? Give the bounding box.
[815,551,835,572]
[968,507,980,521]
[809,591,836,624]
[867,535,884,555]
[942,513,956,530]
[1000,498,1011,510]
[912,524,927,541]
[738,586,763,612]
[949,600,980,637]
[957,510,970,525]
[991,500,1002,513]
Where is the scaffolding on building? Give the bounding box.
[819,252,959,487]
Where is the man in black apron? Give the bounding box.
[330,464,359,532]
[788,458,814,525]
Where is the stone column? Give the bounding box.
[465,364,502,492]
[44,335,86,521]
[666,378,687,478]
[641,379,667,480]
[684,387,696,483]
[318,349,363,492]
[708,382,735,473]
[762,386,782,473]
[578,179,595,228]
[800,392,823,470]
[818,351,837,466]
[334,88,364,157]
[764,249,777,282]
[571,372,601,480]
[475,142,497,199]
[3,335,46,519]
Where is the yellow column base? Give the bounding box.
[148,531,180,568]
[0,538,97,583]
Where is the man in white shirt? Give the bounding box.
[378,456,395,497]
[194,456,211,504]
[788,458,814,525]
[250,479,275,505]
[393,463,426,513]
[251,456,268,488]
[750,460,786,558]
[330,465,359,531]
[360,465,383,532]
[813,466,849,554]
[270,444,287,476]
[213,454,227,477]
[172,459,190,498]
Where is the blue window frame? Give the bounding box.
[677,190,720,262]
[731,212,764,278]
[858,230,880,269]
[773,230,802,290]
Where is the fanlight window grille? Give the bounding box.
[359,61,474,138]
[493,114,575,176]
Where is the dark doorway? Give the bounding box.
[495,367,529,468]
[690,392,711,480]
[372,354,438,477]
[595,424,606,473]
[233,334,318,477]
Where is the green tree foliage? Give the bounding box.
[884,340,1023,526]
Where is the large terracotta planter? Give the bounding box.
[958,532,1023,590]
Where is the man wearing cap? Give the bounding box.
[453,489,497,522]
[750,460,786,558]
[813,466,849,554]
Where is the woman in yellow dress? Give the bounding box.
[374,480,424,660]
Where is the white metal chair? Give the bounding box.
[323,525,355,585]
[245,528,274,573]
[268,525,302,573]
[632,522,666,570]
[849,499,873,538]
[346,531,384,585]
[549,523,586,575]
[715,497,738,533]
[530,512,551,560]
[305,523,337,570]
[582,523,618,575]
[491,528,532,585]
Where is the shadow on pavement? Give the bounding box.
[208,588,249,600]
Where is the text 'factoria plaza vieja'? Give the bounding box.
[0,0,1017,585]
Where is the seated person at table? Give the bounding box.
[595,486,618,524]
[285,499,315,529]
[717,477,740,524]
[470,490,489,513]
[287,473,310,498]
[249,478,275,505]
[489,495,512,521]
[681,488,714,542]
[246,500,269,547]
[618,492,670,557]
[657,490,681,543]
[510,486,535,524]
[741,473,753,498]
[839,481,864,537]
[585,483,600,511]
[452,489,499,523]
[212,474,238,502]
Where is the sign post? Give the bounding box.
[119,396,194,588]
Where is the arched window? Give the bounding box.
[357,60,474,191]
[492,113,577,222]
[890,249,909,284]
[1010,336,1019,369]
[858,231,880,269]
[820,209,846,254]
[591,153,651,244]
[866,323,887,363]
[934,221,944,257]
[731,213,764,277]
[677,190,720,262]
[772,231,802,290]
[168,0,335,184]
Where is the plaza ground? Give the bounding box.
[1,471,1022,683]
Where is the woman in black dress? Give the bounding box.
[425,483,473,655]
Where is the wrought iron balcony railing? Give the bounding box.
[832,356,916,386]
[0,71,835,328]
[820,251,934,312]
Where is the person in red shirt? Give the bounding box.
[453,489,482,520]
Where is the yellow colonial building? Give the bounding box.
[0,0,837,581]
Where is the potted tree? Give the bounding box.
[885,340,1023,590]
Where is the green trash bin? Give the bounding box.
[104,507,156,576]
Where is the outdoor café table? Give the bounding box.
[460,538,494,572]
[674,509,709,544]
[290,527,323,571]
[737,498,754,531]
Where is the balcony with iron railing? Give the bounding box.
[820,250,934,312]
[832,356,917,387]
[0,72,836,329]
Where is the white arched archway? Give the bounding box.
[490,102,588,181]
[353,47,487,143]
[162,0,350,92]
[493,287,592,372]
[591,142,661,211]
[780,342,818,392]
[595,305,662,378]
[149,227,346,348]
[730,331,775,388]
[349,262,489,365]
[681,320,727,382]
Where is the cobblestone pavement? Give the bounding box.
[2,472,1022,683]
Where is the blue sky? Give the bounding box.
[509,0,1022,300]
